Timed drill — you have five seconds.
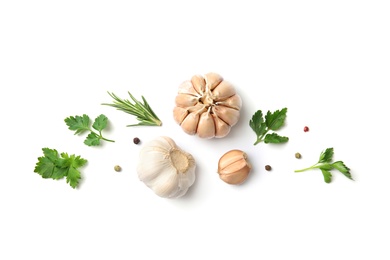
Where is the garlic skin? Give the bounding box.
[173,72,242,139]
[217,150,252,185]
[137,136,196,198]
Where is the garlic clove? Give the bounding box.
[187,102,206,113]
[212,105,240,126]
[174,166,196,197]
[211,114,231,138]
[219,168,250,185]
[217,149,247,171]
[217,149,252,185]
[175,93,198,107]
[180,112,200,135]
[218,156,249,175]
[197,111,216,139]
[212,80,236,101]
[178,80,199,96]
[137,137,173,182]
[215,94,242,110]
[191,75,206,94]
[137,151,168,182]
[149,167,180,198]
[173,107,189,124]
[204,72,223,90]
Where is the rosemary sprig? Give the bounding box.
[102,91,162,127]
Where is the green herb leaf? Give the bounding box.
[92,114,108,132]
[321,169,332,183]
[249,110,266,137]
[65,114,114,146]
[34,148,87,188]
[65,114,90,135]
[319,148,334,163]
[34,148,59,178]
[102,91,162,127]
[52,167,68,180]
[319,164,334,171]
[264,133,289,144]
[249,108,289,145]
[294,147,353,183]
[332,161,353,180]
[61,153,86,189]
[61,153,87,188]
[265,108,287,131]
[84,132,101,146]
[66,166,81,189]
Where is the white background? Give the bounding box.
[1,1,390,259]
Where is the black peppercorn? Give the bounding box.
[265,165,271,171]
[133,137,140,144]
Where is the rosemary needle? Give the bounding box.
[102,91,162,127]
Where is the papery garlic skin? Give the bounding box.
[137,136,196,198]
[217,149,252,185]
[173,72,242,139]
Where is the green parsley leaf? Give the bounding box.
[34,148,88,188]
[265,108,288,131]
[66,166,81,189]
[321,169,332,183]
[34,148,59,178]
[249,110,266,137]
[61,152,88,169]
[84,132,101,146]
[332,161,352,180]
[92,114,108,132]
[319,164,334,171]
[264,133,289,144]
[52,166,68,180]
[65,114,114,146]
[64,114,90,135]
[295,147,353,183]
[250,108,289,145]
[319,147,334,163]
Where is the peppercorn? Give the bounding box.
[304,126,309,132]
[295,152,302,159]
[114,165,122,172]
[133,137,140,144]
[265,165,272,171]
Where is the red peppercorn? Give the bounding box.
[304,126,309,132]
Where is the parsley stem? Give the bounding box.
[101,136,115,142]
[95,130,114,143]
[254,138,263,145]
[294,163,321,172]
[253,132,268,145]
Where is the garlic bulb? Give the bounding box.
[217,149,252,185]
[173,72,242,138]
[137,136,196,198]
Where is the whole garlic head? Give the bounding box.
[137,136,196,198]
[173,72,242,138]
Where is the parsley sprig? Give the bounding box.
[34,148,87,188]
[249,108,289,145]
[65,114,114,146]
[294,147,353,183]
[102,91,162,127]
